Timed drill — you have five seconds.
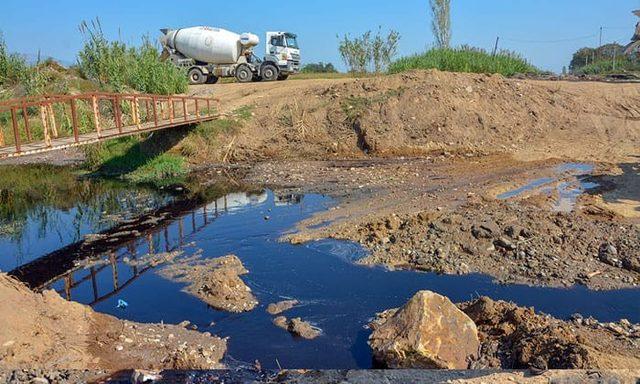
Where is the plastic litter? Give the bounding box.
[117,299,129,310]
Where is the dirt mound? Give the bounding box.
[346,197,640,290]
[160,254,258,313]
[192,70,640,164]
[0,274,226,370]
[459,297,640,370]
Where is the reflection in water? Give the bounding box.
[0,165,173,270]
[498,162,599,211]
[18,190,272,302]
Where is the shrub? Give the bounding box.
[574,58,640,75]
[338,28,400,73]
[388,46,538,77]
[0,32,29,87]
[301,62,338,73]
[77,19,187,95]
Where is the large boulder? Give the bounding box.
[368,291,479,369]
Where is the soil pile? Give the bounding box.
[0,274,226,371]
[160,255,258,313]
[369,291,479,369]
[193,70,640,164]
[460,297,640,369]
[346,197,640,289]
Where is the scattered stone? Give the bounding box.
[368,291,479,369]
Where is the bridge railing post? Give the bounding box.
[168,97,174,124]
[114,95,123,133]
[91,95,101,138]
[39,106,51,147]
[182,98,187,121]
[70,99,79,143]
[152,97,158,128]
[22,104,32,142]
[10,108,20,153]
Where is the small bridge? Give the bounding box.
[0,92,220,159]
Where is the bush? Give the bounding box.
[574,58,640,75]
[388,46,538,77]
[0,33,30,87]
[301,62,338,73]
[77,19,187,95]
[338,28,400,73]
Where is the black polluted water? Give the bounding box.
[3,184,639,369]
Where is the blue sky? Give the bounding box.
[1,0,639,72]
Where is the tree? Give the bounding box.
[338,28,401,73]
[429,0,451,48]
[301,62,338,73]
[372,27,401,73]
[569,44,626,72]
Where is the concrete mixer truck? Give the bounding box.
[160,26,301,85]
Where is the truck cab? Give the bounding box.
[265,32,301,79]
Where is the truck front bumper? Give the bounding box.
[279,60,300,74]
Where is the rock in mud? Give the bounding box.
[160,255,258,313]
[368,290,479,369]
[273,316,321,339]
[267,300,299,315]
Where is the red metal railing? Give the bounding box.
[0,92,220,158]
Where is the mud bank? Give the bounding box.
[160,254,259,313]
[347,197,640,290]
[0,274,227,371]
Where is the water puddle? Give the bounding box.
[4,181,639,369]
[498,163,599,211]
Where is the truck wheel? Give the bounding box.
[206,75,219,84]
[188,68,206,85]
[235,64,254,83]
[261,64,279,82]
[277,74,289,81]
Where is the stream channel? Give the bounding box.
[1,166,639,369]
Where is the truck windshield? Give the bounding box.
[285,35,299,49]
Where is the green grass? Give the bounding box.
[84,135,187,187]
[388,46,538,77]
[177,106,252,161]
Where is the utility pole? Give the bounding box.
[599,26,603,47]
[613,41,617,71]
[492,36,500,57]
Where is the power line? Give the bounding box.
[502,34,598,44]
